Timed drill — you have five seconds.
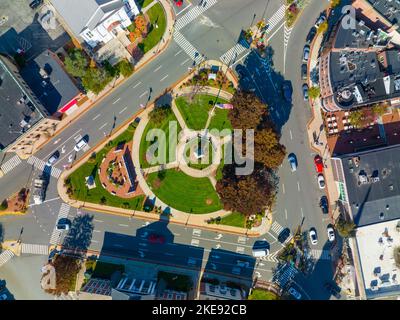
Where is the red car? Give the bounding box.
[174,0,183,7]
[148,234,165,244]
[314,155,324,173]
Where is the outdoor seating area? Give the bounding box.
[325,112,355,136]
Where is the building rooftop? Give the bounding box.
[356,219,400,299]
[367,0,400,25]
[20,49,80,115]
[200,282,245,300]
[339,145,400,226]
[0,56,45,150]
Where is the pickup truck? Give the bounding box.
[33,177,46,204]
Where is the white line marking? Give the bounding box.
[297,181,301,191]
[41,129,82,160]
[231,51,251,67]
[92,114,101,121]
[99,123,108,130]
[94,219,103,223]
[118,224,129,227]
[174,49,183,56]
[112,98,121,104]
[160,74,169,82]
[267,22,285,42]
[301,207,304,218]
[282,184,285,194]
[289,130,293,140]
[154,65,162,72]
[119,107,127,114]
[180,58,190,66]
[176,3,192,16]
[285,209,288,220]
[139,91,148,98]
[132,81,141,88]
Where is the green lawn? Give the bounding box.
[66,123,144,210]
[185,139,215,170]
[248,289,280,300]
[175,94,230,131]
[137,0,154,9]
[220,212,246,228]
[139,3,166,53]
[139,111,181,168]
[147,169,222,214]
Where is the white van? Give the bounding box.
[252,248,269,258]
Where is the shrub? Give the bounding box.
[0,200,8,211]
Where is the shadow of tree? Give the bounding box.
[61,214,94,258]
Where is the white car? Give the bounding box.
[315,15,326,28]
[288,287,302,300]
[327,226,335,242]
[74,138,88,152]
[317,174,326,189]
[309,228,318,245]
[46,151,59,166]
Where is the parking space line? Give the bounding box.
[160,74,169,82]
[119,107,127,114]
[139,91,148,98]
[154,65,162,72]
[112,98,121,104]
[132,81,141,88]
[92,114,101,121]
[99,123,108,130]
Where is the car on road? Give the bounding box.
[309,228,318,245]
[288,153,298,172]
[314,155,324,173]
[301,64,308,80]
[252,241,270,257]
[324,282,341,299]
[288,287,302,300]
[315,14,327,29]
[278,228,291,243]
[317,174,326,189]
[56,218,71,231]
[302,83,309,101]
[74,137,88,152]
[320,196,329,214]
[148,233,165,244]
[303,45,310,61]
[282,81,292,103]
[327,225,335,242]
[29,0,43,9]
[306,27,317,44]
[46,151,60,167]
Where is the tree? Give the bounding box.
[228,91,267,130]
[317,21,328,34]
[254,127,286,169]
[0,200,8,211]
[117,59,134,78]
[64,49,88,78]
[82,67,112,94]
[335,217,356,238]
[348,110,364,128]
[46,254,80,295]
[308,86,321,99]
[330,0,341,8]
[149,105,172,125]
[372,104,388,118]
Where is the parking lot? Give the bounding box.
[0,0,70,60]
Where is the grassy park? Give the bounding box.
[139,3,167,53]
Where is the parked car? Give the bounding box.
[327,225,335,242]
[56,218,71,231]
[306,26,317,44]
[74,137,88,152]
[46,151,60,167]
[278,228,291,243]
[314,155,324,173]
[148,233,165,244]
[288,287,302,300]
[288,153,298,172]
[324,282,341,299]
[301,64,308,80]
[317,174,326,189]
[29,0,43,9]
[252,241,270,257]
[303,45,310,61]
[282,81,292,103]
[309,228,318,245]
[320,196,329,214]
[302,83,309,101]
[315,14,327,29]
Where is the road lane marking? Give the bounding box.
[266,21,285,42]
[154,65,162,72]
[231,51,251,67]
[119,107,127,114]
[174,49,183,56]
[297,181,301,191]
[91,240,99,243]
[180,58,190,66]
[118,224,129,227]
[301,207,304,218]
[132,81,141,88]
[112,98,121,104]
[194,236,252,248]
[176,3,192,16]
[94,219,103,223]
[99,123,108,130]
[285,209,288,220]
[93,230,101,233]
[282,183,285,194]
[41,129,82,160]
[160,74,169,82]
[289,130,293,140]
[139,91,148,98]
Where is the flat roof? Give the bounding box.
[340,145,400,226]
[0,56,44,150]
[356,219,400,299]
[20,49,79,114]
[367,0,400,25]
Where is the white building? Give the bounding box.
[51,0,140,49]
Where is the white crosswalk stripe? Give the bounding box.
[265,4,285,35]
[271,221,284,235]
[273,264,298,288]
[175,0,217,30]
[311,249,332,260]
[262,251,279,263]
[49,203,70,245]
[0,155,22,174]
[27,156,62,178]
[0,250,14,267]
[191,238,200,247]
[220,39,250,65]
[173,31,203,65]
[21,243,49,255]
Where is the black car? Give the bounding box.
[306,27,317,44]
[29,0,43,9]
[320,196,329,214]
[278,228,291,243]
[301,64,308,80]
[282,81,292,103]
[324,282,341,299]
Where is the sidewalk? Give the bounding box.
[17,0,176,160]
[306,31,339,221]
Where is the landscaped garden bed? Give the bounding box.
[146,169,222,214]
[181,68,235,94]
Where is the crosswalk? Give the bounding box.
[261,251,279,263]
[273,263,298,288]
[0,250,14,267]
[174,0,217,30]
[236,246,245,254]
[173,31,204,65]
[49,203,70,245]
[191,238,200,247]
[21,243,49,255]
[0,155,22,175]
[219,38,250,66]
[310,249,332,260]
[237,236,247,245]
[192,229,202,237]
[265,4,286,35]
[27,156,62,178]
[270,221,284,235]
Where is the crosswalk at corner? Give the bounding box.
[261,251,279,263]
[310,249,332,261]
[270,221,284,235]
[27,156,62,178]
[0,154,22,175]
[273,263,298,288]
[21,243,49,255]
[173,30,204,65]
[0,250,15,268]
[49,203,71,245]
[265,4,286,35]
[219,39,250,66]
[174,0,217,30]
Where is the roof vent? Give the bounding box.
[389,184,394,191]
[386,205,390,210]
[379,212,385,220]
